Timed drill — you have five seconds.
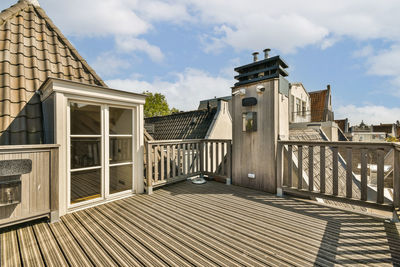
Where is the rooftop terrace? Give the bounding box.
[2,181,400,266]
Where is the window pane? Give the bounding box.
[110,137,132,164]
[70,103,101,135]
[110,165,132,194]
[71,169,101,204]
[110,107,132,134]
[71,138,101,169]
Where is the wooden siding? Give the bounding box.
[232,79,279,193]
[0,145,59,227]
[1,181,400,266]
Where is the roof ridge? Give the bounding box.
[0,1,107,87]
[32,6,107,87]
[309,89,328,94]
[146,107,216,120]
[0,1,28,26]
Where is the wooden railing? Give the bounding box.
[277,141,400,211]
[145,139,232,193]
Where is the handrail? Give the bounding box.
[279,140,394,148]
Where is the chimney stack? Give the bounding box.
[263,48,271,59]
[327,84,331,91]
[19,0,40,6]
[252,52,259,62]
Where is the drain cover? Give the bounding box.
[192,177,207,185]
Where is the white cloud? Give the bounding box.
[353,45,374,58]
[336,105,400,125]
[116,36,165,62]
[91,52,131,78]
[107,68,233,110]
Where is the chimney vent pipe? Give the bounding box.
[263,48,271,59]
[252,52,259,62]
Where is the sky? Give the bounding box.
[2,0,400,126]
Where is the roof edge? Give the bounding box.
[33,5,107,87]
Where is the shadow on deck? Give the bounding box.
[1,181,400,266]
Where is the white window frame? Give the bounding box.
[67,100,136,210]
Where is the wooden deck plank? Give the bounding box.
[72,211,144,266]
[94,204,193,267]
[48,220,94,267]
[0,229,21,267]
[84,208,168,267]
[17,224,45,267]
[1,181,400,266]
[61,214,118,266]
[103,202,221,266]
[32,222,68,266]
[117,197,263,267]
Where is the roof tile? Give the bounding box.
[0,1,106,144]
[145,108,217,140]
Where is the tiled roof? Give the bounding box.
[0,0,106,145]
[145,108,217,140]
[309,89,327,122]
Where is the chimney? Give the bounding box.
[19,0,40,6]
[252,52,259,62]
[327,84,331,91]
[263,48,271,59]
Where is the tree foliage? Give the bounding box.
[143,91,179,118]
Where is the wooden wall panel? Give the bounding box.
[232,79,280,193]
[0,146,58,227]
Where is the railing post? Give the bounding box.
[200,141,204,175]
[276,142,284,197]
[394,147,400,209]
[226,140,232,185]
[146,142,153,194]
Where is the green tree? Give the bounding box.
[143,91,179,117]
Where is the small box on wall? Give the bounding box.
[242,112,257,132]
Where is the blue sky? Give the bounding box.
[2,0,400,125]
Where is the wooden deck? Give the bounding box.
[1,181,400,266]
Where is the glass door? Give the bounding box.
[69,102,103,205]
[108,107,134,195]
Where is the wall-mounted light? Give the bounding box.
[256,85,265,94]
[232,88,246,96]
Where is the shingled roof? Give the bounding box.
[145,108,217,140]
[0,0,106,145]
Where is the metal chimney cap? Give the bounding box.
[252,52,259,62]
[263,48,271,59]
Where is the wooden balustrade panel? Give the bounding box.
[320,146,326,194]
[279,140,398,212]
[145,140,232,189]
[360,149,368,201]
[287,145,293,187]
[332,147,338,196]
[377,149,385,204]
[308,146,314,192]
[298,146,303,190]
[346,148,352,199]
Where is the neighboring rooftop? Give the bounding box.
[198,96,231,111]
[0,0,106,145]
[309,86,333,122]
[145,108,217,140]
